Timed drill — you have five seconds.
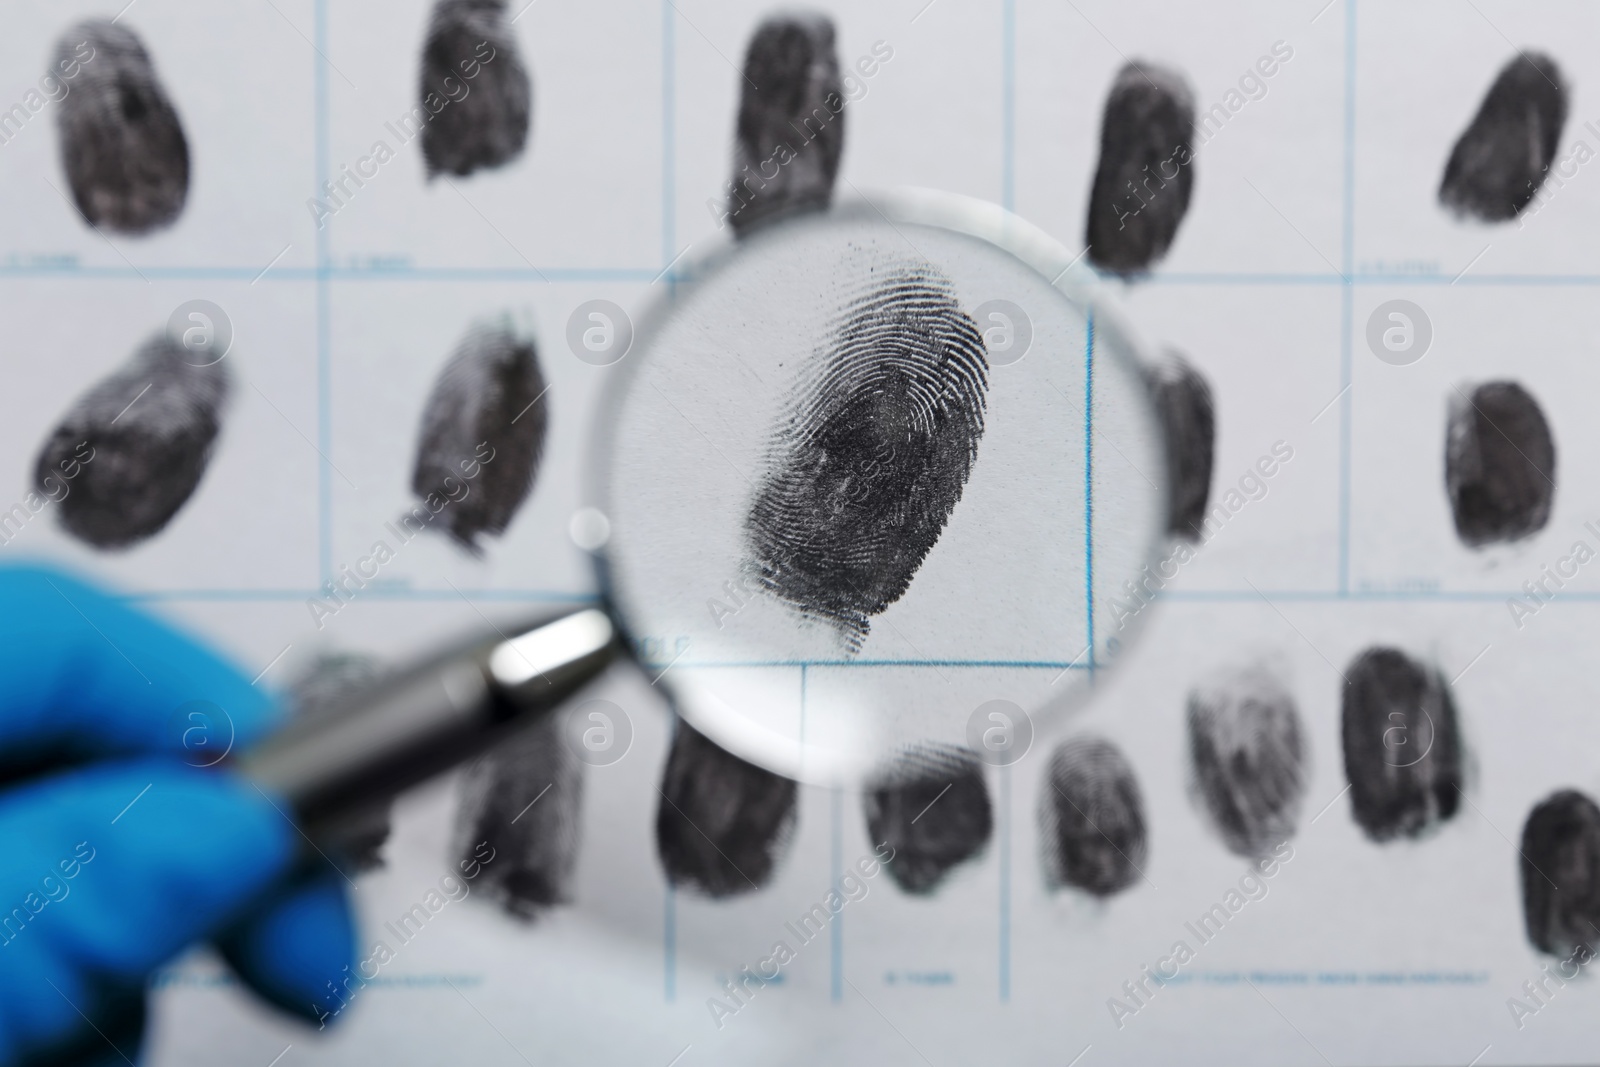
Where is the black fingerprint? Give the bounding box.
[36,332,228,550]
[289,654,391,871]
[655,720,797,898]
[412,322,547,554]
[55,20,189,235]
[864,745,992,895]
[1340,647,1464,842]
[744,264,989,649]
[1445,381,1555,547]
[420,0,531,179]
[1440,53,1567,223]
[727,13,844,235]
[1188,667,1307,858]
[1039,737,1148,897]
[1147,351,1214,540]
[454,713,582,920]
[1520,790,1600,957]
[1086,62,1196,277]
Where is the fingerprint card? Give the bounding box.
[3,1,1599,1066]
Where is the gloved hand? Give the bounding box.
[0,565,355,1066]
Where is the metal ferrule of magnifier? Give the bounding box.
[238,608,618,834]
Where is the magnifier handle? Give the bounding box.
[237,607,619,836]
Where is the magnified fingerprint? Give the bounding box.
[1440,53,1567,223]
[1147,351,1214,540]
[1039,736,1148,897]
[655,720,797,898]
[1188,666,1306,858]
[35,332,228,550]
[864,744,992,895]
[454,714,582,920]
[412,322,547,554]
[1520,790,1600,957]
[1086,62,1195,277]
[289,654,391,871]
[55,20,189,234]
[727,13,844,235]
[1446,381,1555,547]
[1340,647,1463,842]
[420,0,532,178]
[745,263,989,650]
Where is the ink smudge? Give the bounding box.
[55,19,189,234]
[1147,350,1214,540]
[1520,789,1600,957]
[744,262,989,650]
[412,321,547,553]
[1086,61,1196,276]
[289,654,391,871]
[727,13,844,235]
[655,719,797,898]
[1440,53,1568,223]
[1039,736,1148,897]
[864,744,992,895]
[36,332,228,550]
[420,0,532,178]
[1188,665,1307,857]
[1445,380,1555,547]
[1340,647,1464,842]
[454,713,582,920]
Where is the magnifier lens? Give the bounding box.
[593,194,1167,785]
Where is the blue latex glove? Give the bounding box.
[0,565,356,1066]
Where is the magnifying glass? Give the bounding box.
[242,189,1170,831]
[591,190,1166,784]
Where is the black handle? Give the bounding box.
[237,608,619,834]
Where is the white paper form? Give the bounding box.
[2,1,1598,1064]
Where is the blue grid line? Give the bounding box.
[1336,0,1357,595]
[830,785,843,1004]
[315,0,332,588]
[1001,0,1015,212]
[661,0,677,1009]
[1084,310,1095,676]
[662,0,676,266]
[1337,295,1352,594]
[1159,589,1582,603]
[636,659,1097,670]
[999,763,1011,1002]
[15,266,1600,286]
[111,588,1596,606]
[0,266,664,281]
[323,267,661,281]
[119,588,598,604]
[1001,0,1017,1004]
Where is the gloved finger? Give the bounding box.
[0,564,280,766]
[16,984,143,1067]
[0,761,293,1061]
[215,868,356,1027]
